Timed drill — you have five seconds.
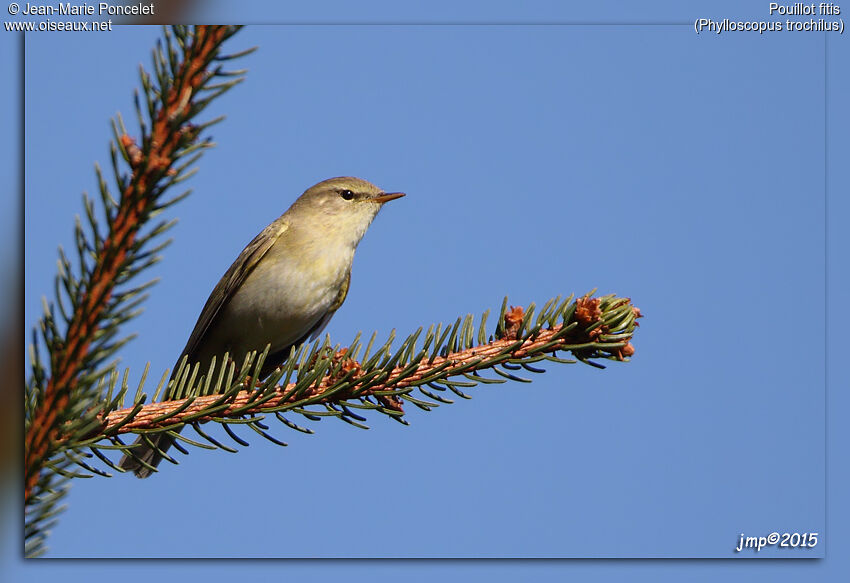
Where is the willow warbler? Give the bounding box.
[119,176,405,477]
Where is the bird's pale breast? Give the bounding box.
[194,238,354,367]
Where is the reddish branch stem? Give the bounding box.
[99,319,635,434]
[25,26,229,503]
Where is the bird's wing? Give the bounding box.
[180,219,289,362]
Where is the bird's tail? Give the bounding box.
[118,431,178,479]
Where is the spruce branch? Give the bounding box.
[64,294,641,466]
[24,25,254,557]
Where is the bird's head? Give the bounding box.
[288,176,405,244]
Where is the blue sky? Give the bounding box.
[8,0,849,580]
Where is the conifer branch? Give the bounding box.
[100,297,640,434]
[62,294,641,462]
[24,25,253,557]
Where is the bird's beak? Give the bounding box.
[373,192,405,204]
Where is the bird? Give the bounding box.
[119,176,405,477]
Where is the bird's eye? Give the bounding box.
[339,189,354,200]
